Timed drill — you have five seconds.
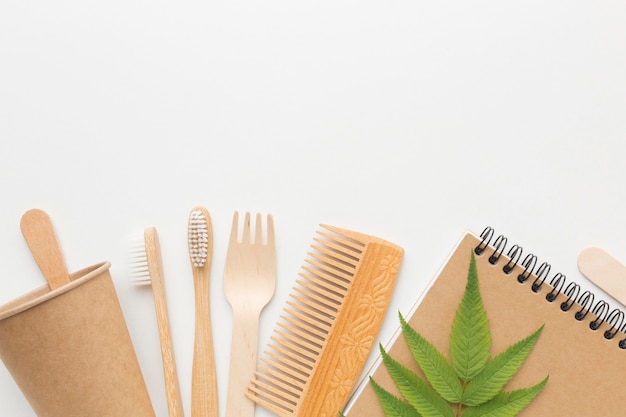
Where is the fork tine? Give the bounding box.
[229,211,240,245]
[255,213,263,244]
[242,212,251,243]
[266,214,275,248]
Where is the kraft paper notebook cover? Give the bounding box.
[344,227,626,416]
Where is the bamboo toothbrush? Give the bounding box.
[188,207,219,417]
[247,225,404,417]
[130,227,184,417]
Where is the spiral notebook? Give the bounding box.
[344,228,626,416]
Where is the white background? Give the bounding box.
[1,1,625,416]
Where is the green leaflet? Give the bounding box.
[461,325,544,406]
[450,252,492,381]
[400,313,463,403]
[369,251,548,417]
[461,377,549,417]
[370,377,423,417]
[381,346,455,417]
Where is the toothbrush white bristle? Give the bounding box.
[129,238,151,285]
[189,209,209,267]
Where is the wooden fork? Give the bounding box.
[223,211,276,417]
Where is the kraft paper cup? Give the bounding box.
[0,262,155,417]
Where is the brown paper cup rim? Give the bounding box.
[0,261,111,321]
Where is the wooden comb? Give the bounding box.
[247,225,403,417]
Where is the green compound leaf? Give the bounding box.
[370,251,548,417]
[400,313,463,403]
[381,345,455,417]
[461,325,545,406]
[370,377,423,417]
[451,252,492,381]
[461,376,549,417]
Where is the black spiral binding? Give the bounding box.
[475,226,626,350]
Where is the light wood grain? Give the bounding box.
[246,225,403,417]
[143,227,185,417]
[578,246,626,307]
[188,207,219,417]
[20,208,70,290]
[223,212,276,417]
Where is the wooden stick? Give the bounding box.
[20,208,70,290]
[144,227,185,417]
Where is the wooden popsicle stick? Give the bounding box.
[578,247,626,307]
[20,209,70,290]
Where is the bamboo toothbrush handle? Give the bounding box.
[192,269,219,417]
[20,209,70,290]
[226,310,260,417]
[145,228,185,417]
[152,282,185,417]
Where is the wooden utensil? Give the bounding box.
[578,247,626,307]
[224,212,276,417]
[20,208,70,290]
[130,227,184,417]
[188,207,219,417]
[247,225,403,417]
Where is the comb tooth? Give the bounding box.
[304,257,353,283]
[310,242,359,268]
[274,328,322,356]
[292,286,341,312]
[283,307,332,335]
[286,298,334,324]
[307,251,356,277]
[295,278,344,305]
[268,337,315,367]
[256,362,307,388]
[292,284,342,310]
[290,292,338,318]
[280,313,328,340]
[247,382,298,413]
[268,342,315,367]
[300,267,348,294]
[271,333,319,359]
[275,324,323,351]
[247,388,296,413]
[284,304,332,330]
[312,235,362,260]
[261,355,311,380]
[252,369,304,397]
[301,266,349,293]
[296,274,346,299]
[289,291,340,330]
[278,320,325,344]
[249,383,300,406]
[250,375,302,402]
[265,348,313,375]
[317,227,367,250]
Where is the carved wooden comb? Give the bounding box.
[247,225,403,417]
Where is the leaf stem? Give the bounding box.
[456,381,467,417]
